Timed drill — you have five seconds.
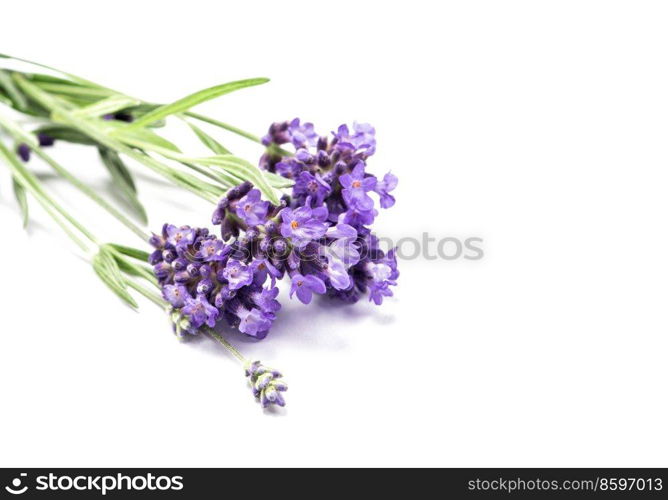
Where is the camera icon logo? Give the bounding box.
[5,473,28,495]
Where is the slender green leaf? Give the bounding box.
[185,111,262,143]
[34,124,97,145]
[113,255,153,279]
[108,243,150,262]
[32,82,113,99]
[0,118,38,147]
[106,121,181,153]
[264,170,295,189]
[98,147,147,224]
[14,75,220,203]
[0,53,105,88]
[186,121,230,154]
[12,176,29,228]
[92,247,138,309]
[24,72,76,85]
[0,70,27,110]
[72,95,140,118]
[127,78,269,129]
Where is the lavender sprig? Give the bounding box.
[245,360,288,408]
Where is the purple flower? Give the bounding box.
[163,284,189,308]
[17,143,30,162]
[368,281,394,305]
[37,133,55,147]
[367,261,394,283]
[196,239,226,262]
[289,274,326,304]
[275,158,304,179]
[261,121,291,146]
[182,294,219,328]
[280,205,327,249]
[252,286,282,313]
[165,225,196,249]
[340,162,376,210]
[334,122,376,156]
[222,260,254,290]
[251,258,282,286]
[293,171,331,206]
[326,220,357,239]
[245,360,288,408]
[235,189,269,227]
[288,118,318,148]
[326,237,361,268]
[374,172,398,209]
[324,257,351,290]
[237,307,273,338]
[343,206,377,227]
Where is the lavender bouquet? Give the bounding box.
[0,54,398,409]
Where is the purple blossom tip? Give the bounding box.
[17,143,30,162]
[245,360,287,408]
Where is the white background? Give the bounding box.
[0,0,667,467]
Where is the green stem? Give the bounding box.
[184,112,261,143]
[14,74,221,204]
[126,279,165,308]
[0,140,98,247]
[33,148,150,241]
[125,278,248,365]
[205,327,248,364]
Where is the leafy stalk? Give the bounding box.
[127,78,269,129]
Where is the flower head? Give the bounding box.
[280,205,327,249]
[245,360,288,408]
[165,225,195,249]
[196,238,226,262]
[340,162,376,210]
[375,172,398,209]
[288,118,318,149]
[334,122,376,157]
[163,284,188,308]
[17,143,30,162]
[182,294,219,328]
[222,260,253,290]
[293,171,331,206]
[235,189,269,227]
[290,273,326,304]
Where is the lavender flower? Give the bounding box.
[290,273,326,304]
[165,225,195,249]
[163,284,188,308]
[235,188,269,226]
[334,122,377,157]
[245,360,288,408]
[153,119,399,344]
[222,260,253,290]
[340,162,376,210]
[182,294,219,328]
[37,132,55,147]
[280,205,327,249]
[149,223,279,339]
[293,171,332,207]
[374,172,398,209]
[255,118,400,306]
[196,239,225,262]
[17,143,30,162]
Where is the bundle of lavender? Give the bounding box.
[0,55,398,409]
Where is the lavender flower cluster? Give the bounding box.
[150,119,398,342]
